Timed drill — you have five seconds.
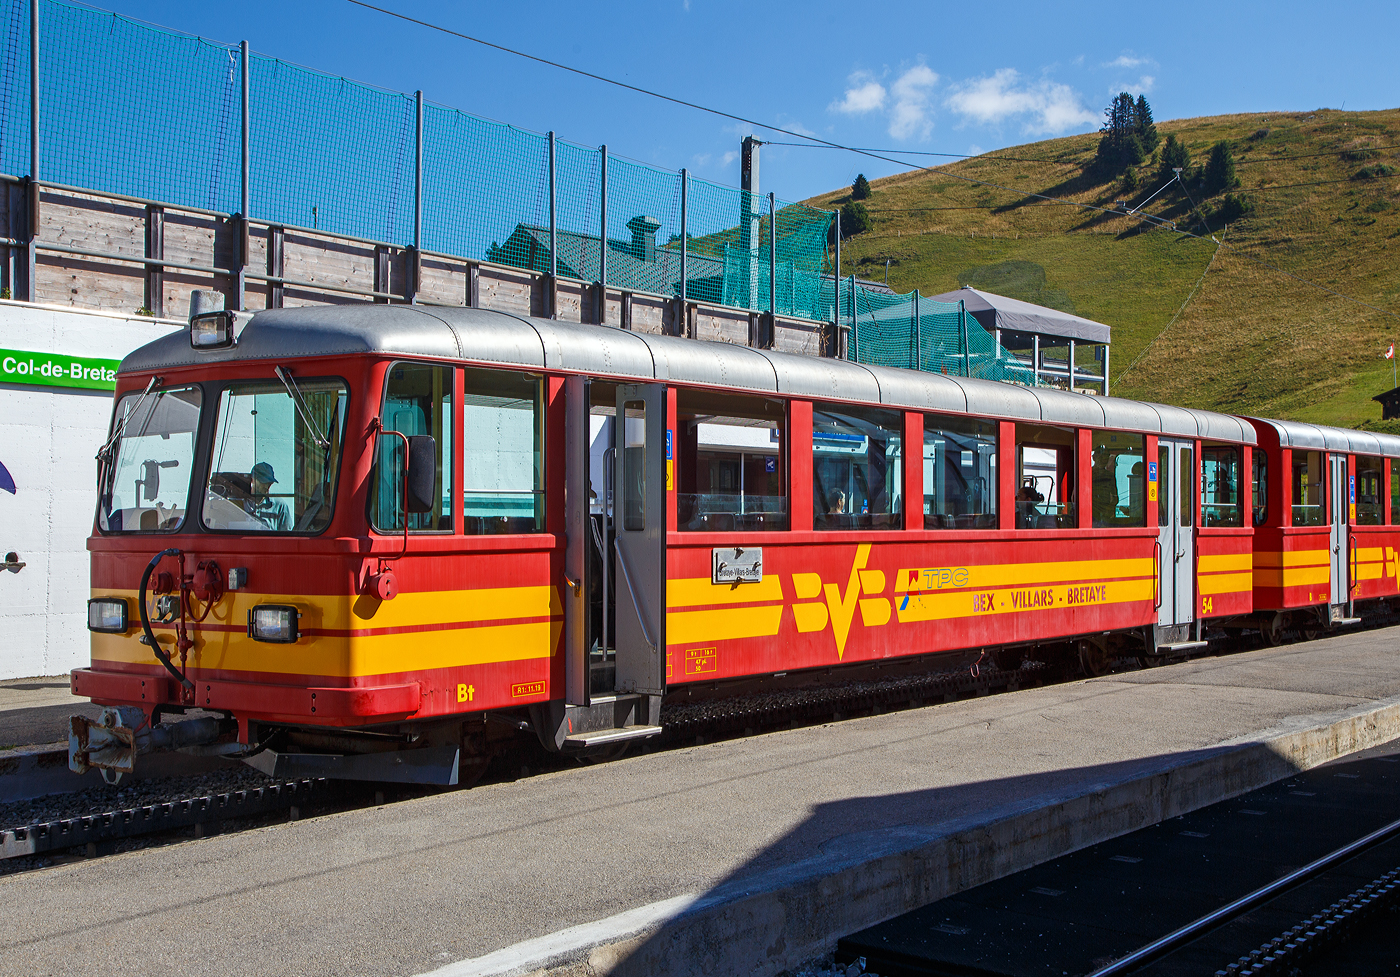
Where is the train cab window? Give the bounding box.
[1356,456,1383,525]
[923,414,997,529]
[99,385,202,533]
[1015,424,1076,529]
[1252,451,1269,526]
[461,368,543,534]
[1091,431,1146,528]
[1201,445,1243,527]
[203,378,349,534]
[813,404,902,530]
[372,363,452,533]
[676,391,787,532]
[1291,450,1326,526]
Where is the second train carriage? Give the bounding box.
[1244,417,1400,642]
[67,299,1385,783]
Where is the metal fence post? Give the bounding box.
[913,290,921,371]
[850,274,857,362]
[768,192,776,316]
[680,168,688,304]
[410,90,423,305]
[961,300,971,377]
[547,130,557,318]
[599,144,607,324]
[833,211,841,356]
[25,0,39,301]
[237,39,250,310]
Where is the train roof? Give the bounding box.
[122,304,1257,443]
[1246,417,1400,457]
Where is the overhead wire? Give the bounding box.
[342,0,1400,325]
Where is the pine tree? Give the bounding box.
[1202,141,1238,196]
[840,201,871,237]
[851,174,871,201]
[1134,95,1158,153]
[1094,92,1146,174]
[1156,134,1191,189]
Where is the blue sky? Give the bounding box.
[91,0,1400,203]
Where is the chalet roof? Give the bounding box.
[926,286,1111,344]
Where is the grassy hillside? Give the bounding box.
[806,108,1400,431]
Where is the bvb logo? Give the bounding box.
[790,543,891,659]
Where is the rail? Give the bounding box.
[1086,813,1400,976]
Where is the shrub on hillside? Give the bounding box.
[1217,193,1255,223]
[851,174,871,200]
[840,201,872,237]
[1354,163,1397,180]
[1121,167,1139,192]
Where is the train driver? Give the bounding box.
[249,461,291,531]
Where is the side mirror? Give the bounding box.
[405,435,437,514]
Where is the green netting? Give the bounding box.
[428,106,548,269]
[846,280,1039,385]
[250,54,415,241]
[41,0,240,210]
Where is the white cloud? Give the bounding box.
[720,150,738,166]
[1108,75,1156,97]
[945,68,1097,134]
[1105,55,1150,68]
[1071,54,1085,67]
[888,64,939,140]
[829,71,887,114]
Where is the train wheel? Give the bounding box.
[1301,627,1322,642]
[1260,621,1284,646]
[580,742,632,765]
[1136,655,1163,669]
[1078,641,1109,677]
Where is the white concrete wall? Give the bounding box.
[0,301,181,679]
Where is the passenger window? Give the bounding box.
[1291,450,1326,526]
[676,391,787,532]
[462,368,543,534]
[1015,424,1076,529]
[373,362,452,532]
[1201,445,1242,527]
[1392,459,1400,525]
[924,414,997,529]
[1091,431,1146,528]
[1179,445,1194,528]
[1252,451,1268,527]
[1356,457,1383,526]
[813,404,903,530]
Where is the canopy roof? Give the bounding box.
[926,286,1111,344]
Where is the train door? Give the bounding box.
[564,375,593,706]
[1329,453,1347,607]
[1155,439,1198,649]
[613,384,667,695]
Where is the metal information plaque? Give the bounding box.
[712,546,763,584]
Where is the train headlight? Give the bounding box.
[248,604,300,643]
[190,310,236,349]
[87,597,129,633]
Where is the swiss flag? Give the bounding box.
[1388,344,1395,360]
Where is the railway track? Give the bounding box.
[0,620,1380,876]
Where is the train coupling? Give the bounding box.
[69,706,226,784]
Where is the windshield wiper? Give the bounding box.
[274,365,329,448]
[96,375,161,463]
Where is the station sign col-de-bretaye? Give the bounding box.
[1,347,120,391]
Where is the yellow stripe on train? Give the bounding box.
[894,557,1154,593]
[897,578,1155,624]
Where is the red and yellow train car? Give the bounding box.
[1245,418,1400,641]
[72,302,1260,783]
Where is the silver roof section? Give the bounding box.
[122,305,1259,441]
[1248,417,1400,456]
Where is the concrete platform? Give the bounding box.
[0,675,98,752]
[6,628,1400,977]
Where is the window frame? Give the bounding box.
[811,401,905,532]
[1014,422,1078,530]
[97,383,205,535]
[1200,443,1244,528]
[675,389,789,534]
[1090,429,1148,529]
[371,361,454,536]
[199,375,351,537]
[459,365,546,536]
[1356,455,1384,526]
[922,411,998,530]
